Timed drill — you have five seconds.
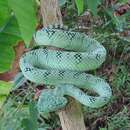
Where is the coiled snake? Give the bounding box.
[19,26,112,113]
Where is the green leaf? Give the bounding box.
[8,0,37,45]
[29,101,38,130]
[0,0,10,27]
[99,128,107,130]
[22,119,34,130]
[0,106,29,130]
[75,0,84,15]
[0,96,6,107]
[86,0,101,15]
[22,102,38,130]
[104,8,126,31]
[118,0,128,4]
[0,81,12,107]
[0,81,12,96]
[0,16,21,72]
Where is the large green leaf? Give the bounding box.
[75,0,84,15]
[0,0,10,27]
[8,0,37,45]
[0,16,21,72]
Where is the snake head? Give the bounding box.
[37,89,68,113]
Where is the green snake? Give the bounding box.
[19,26,112,113]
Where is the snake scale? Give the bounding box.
[19,26,112,113]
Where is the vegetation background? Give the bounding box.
[0,0,130,130]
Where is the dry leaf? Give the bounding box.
[0,41,26,81]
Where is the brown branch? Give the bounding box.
[58,98,86,130]
[40,0,63,27]
[40,0,86,130]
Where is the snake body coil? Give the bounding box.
[20,27,112,113]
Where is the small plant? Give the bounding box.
[107,107,130,130]
[113,65,130,90]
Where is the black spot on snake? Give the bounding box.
[96,53,101,60]
[73,72,80,79]
[74,53,82,63]
[42,49,48,56]
[56,51,62,59]
[89,97,96,103]
[66,31,76,41]
[58,70,65,79]
[96,78,103,83]
[43,71,51,78]
[25,68,33,72]
[79,91,84,96]
[45,29,56,39]
[85,75,91,80]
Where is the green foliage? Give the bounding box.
[0,99,29,130]
[62,0,103,16]
[0,0,10,27]
[22,102,38,130]
[99,128,107,130]
[118,0,128,4]
[108,107,130,130]
[0,80,12,107]
[0,16,21,72]
[0,81,12,96]
[104,8,126,32]
[29,102,38,129]
[75,0,84,15]
[86,0,102,15]
[0,0,37,72]
[113,65,130,90]
[8,0,37,45]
